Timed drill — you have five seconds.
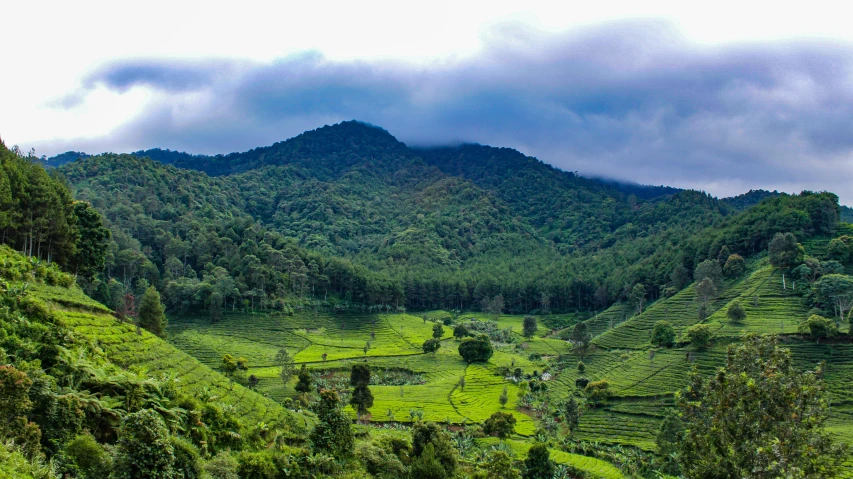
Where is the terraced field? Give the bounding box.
[28,285,307,431]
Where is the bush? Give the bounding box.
[355,443,406,479]
[171,435,202,479]
[584,380,611,405]
[422,338,441,354]
[686,324,713,348]
[62,433,111,479]
[801,314,839,340]
[202,451,239,479]
[458,335,494,363]
[522,316,537,338]
[483,411,517,438]
[453,324,469,339]
[651,321,676,347]
[727,300,747,323]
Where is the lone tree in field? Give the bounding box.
[458,334,494,363]
[137,286,167,338]
[679,334,847,478]
[432,323,444,339]
[686,323,712,348]
[801,314,839,341]
[651,321,676,347]
[349,364,374,420]
[769,232,802,269]
[499,385,509,408]
[522,316,538,338]
[221,354,238,377]
[483,411,516,439]
[310,389,353,458]
[275,348,295,387]
[727,300,747,323]
[453,324,469,339]
[422,338,441,355]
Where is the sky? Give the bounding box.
[2,1,853,204]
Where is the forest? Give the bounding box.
[2,122,853,479]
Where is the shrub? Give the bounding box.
[458,335,494,363]
[422,338,441,354]
[651,321,676,347]
[686,324,713,348]
[522,316,537,338]
[453,324,469,339]
[727,300,747,323]
[584,380,611,405]
[800,314,839,340]
[483,411,516,438]
[62,433,111,479]
[411,422,457,478]
[202,451,239,479]
[355,443,406,479]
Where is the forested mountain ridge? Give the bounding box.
[47,121,846,318]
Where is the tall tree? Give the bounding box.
[310,389,354,458]
[679,334,847,478]
[137,286,167,338]
[769,232,802,269]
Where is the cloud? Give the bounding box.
[43,20,853,204]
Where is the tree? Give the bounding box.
[478,450,520,479]
[458,334,493,363]
[432,323,444,339]
[651,321,675,347]
[350,364,374,419]
[453,324,469,339]
[769,232,802,268]
[482,294,504,319]
[137,286,167,338]
[679,334,847,478]
[562,397,581,434]
[813,274,853,321]
[409,443,447,479]
[483,411,516,438]
[577,361,585,374]
[671,264,690,290]
[70,201,110,280]
[827,237,852,264]
[295,364,312,395]
[694,278,718,308]
[411,422,458,478]
[694,259,723,288]
[310,389,354,458]
[656,410,684,475]
[275,348,295,387]
[498,386,509,408]
[629,283,646,315]
[801,314,839,341]
[522,443,554,479]
[422,338,441,354]
[723,254,746,278]
[221,354,237,378]
[569,321,592,354]
[727,300,747,323]
[686,323,712,348]
[584,380,611,405]
[522,316,537,338]
[114,409,176,479]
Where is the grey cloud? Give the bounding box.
[40,20,853,204]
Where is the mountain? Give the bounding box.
[51,121,843,319]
